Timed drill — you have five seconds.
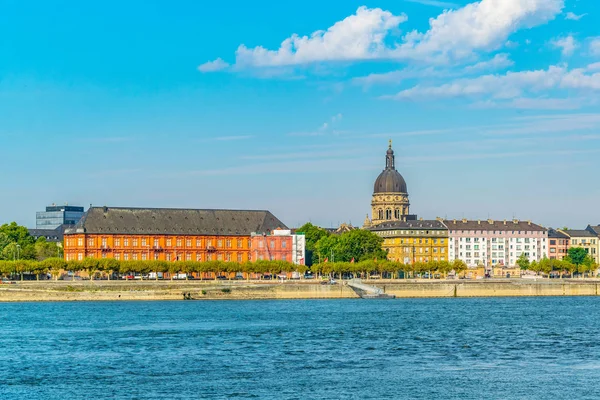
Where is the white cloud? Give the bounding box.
[464,53,514,73]
[587,62,600,72]
[235,7,407,67]
[198,58,230,72]
[404,0,458,8]
[396,0,564,61]
[384,65,600,105]
[474,97,582,110]
[551,35,578,57]
[590,37,600,56]
[217,0,564,69]
[565,12,587,21]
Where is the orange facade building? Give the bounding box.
[64,207,287,263]
[250,229,306,264]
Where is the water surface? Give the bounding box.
[1,298,599,399]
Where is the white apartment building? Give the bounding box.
[444,219,548,270]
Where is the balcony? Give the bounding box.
[100,246,111,252]
[207,246,217,253]
[153,246,164,252]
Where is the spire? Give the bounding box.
[385,141,395,170]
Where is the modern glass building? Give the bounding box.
[36,205,85,230]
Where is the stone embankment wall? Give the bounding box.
[1,280,599,302]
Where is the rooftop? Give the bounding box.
[65,207,287,236]
[548,228,570,239]
[370,219,447,230]
[443,219,546,232]
[562,229,597,238]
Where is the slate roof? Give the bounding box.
[547,228,569,239]
[370,220,447,231]
[562,229,597,238]
[443,219,546,232]
[586,225,600,236]
[64,207,288,236]
[28,224,71,243]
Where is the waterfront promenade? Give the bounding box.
[2,279,600,301]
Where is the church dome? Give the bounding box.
[374,169,407,193]
[373,142,408,194]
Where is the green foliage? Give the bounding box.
[567,247,588,266]
[297,223,331,266]
[313,228,386,263]
[0,222,56,261]
[516,253,530,270]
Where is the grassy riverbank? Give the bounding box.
[2,279,600,301]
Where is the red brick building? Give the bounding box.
[250,229,305,264]
[548,228,569,260]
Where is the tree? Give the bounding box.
[516,253,530,270]
[296,223,330,266]
[567,247,588,267]
[34,237,61,261]
[0,222,36,260]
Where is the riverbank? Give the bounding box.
[2,279,600,301]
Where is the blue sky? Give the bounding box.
[1,0,599,229]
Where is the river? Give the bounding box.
[1,298,599,399]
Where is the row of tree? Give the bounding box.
[0,222,62,261]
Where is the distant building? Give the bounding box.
[28,225,69,244]
[250,229,306,265]
[445,219,548,270]
[64,206,287,262]
[363,141,417,228]
[561,229,598,264]
[547,228,570,260]
[369,219,448,264]
[36,204,85,230]
[323,223,358,235]
[585,225,600,264]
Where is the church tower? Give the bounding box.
[364,141,411,227]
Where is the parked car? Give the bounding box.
[303,273,314,279]
[1,278,15,284]
[216,275,227,280]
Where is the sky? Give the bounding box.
[1,0,599,229]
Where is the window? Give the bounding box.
[196,254,202,261]
[124,253,129,261]
[186,253,192,261]
[282,241,287,248]
[259,240,264,248]
[101,238,107,247]
[270,240,275,249]
[115,253,121,260]
[166,239,172,246]
[237,253,243,262]
[207,253,213,261]
[282,254,287,261]
[237,239,243,248]
[196,239,201,247]
[124,238,129,246]
[154,253,159,260]
[78,238,84,246]
[166,253,171,261]
[186,239,192,247]
[154,239,159,247]
[78,253,83,261]
[176,239,182,247]
[217,239,223,248]
[132,238,138,247]
[386,209,392,219]
[226,239,232,248]
[142,238,147,246]
[132,253,138,260]
[217,253,223,261]
[226,253,231,262]
[142,253,147,261]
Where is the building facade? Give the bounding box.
[36,204,85,230]
[562,229,598,264]
[445,219,548,269]
[364,141,416,228]
[250,229,306,264]
[585,225,600,264]
[370,219,448,264]
[547,228,570,260]
[64,207,287,262]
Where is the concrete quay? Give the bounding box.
[2,279,600,302]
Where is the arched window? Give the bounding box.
[394,209,400,219]
[378,210,384,220]
[386,209,392,220]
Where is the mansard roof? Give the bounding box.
[443,219,546,232]
[562,229,597,238]
[547,228,570,239]
[65,207,287,236]
[369,219,447,231]
[586,225,600,236]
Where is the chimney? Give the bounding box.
[462,218,467,223]
[477,220,480,225]
[503,220,507,225]
[488,219,493,224]
[527,220,531,226]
